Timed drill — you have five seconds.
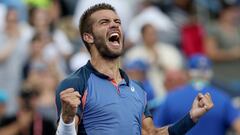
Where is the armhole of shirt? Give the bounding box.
[55,66,92,121]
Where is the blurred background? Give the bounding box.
[0,0,240,135]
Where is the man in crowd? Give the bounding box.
[154,54,240,135]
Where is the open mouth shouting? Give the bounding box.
[107,31,121,49]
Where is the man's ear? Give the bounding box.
[83,33,94,44]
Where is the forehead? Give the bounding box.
[144,25,156,32]
[90,9,120,22]
[7,9,17,16]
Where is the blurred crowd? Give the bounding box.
[0,0,240,135]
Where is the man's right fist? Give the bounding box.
[60,88,81,124]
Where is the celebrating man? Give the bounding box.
[55,3,214,135]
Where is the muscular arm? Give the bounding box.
[56,88,81,135]
[142,117,169,135]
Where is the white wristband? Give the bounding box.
[56,115,77,135]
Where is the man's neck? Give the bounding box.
[91,57,122,84]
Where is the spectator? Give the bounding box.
[0,85,56,135]
[25,63,60,123]
[35,63,60,124]
[24,61,59,124]
[28,7,73,75]
[154,54,240,135]
[204,3,240,85]
[0,7,31,114]
[22,33,46,80]
[164,69,188,91]
[125,23,184,99]
[180,6,206,58]
[23,34,60,123]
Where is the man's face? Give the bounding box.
[143,25,158,46]
[6,10,18,26]
[89,10,124,59]
[33,9,49,28]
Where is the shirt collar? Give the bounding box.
[86,60,130,86]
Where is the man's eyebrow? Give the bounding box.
[98,18,109,22]
[114,18,121,21]
[96,17,121,24]
[96,18,109,23]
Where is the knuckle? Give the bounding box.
[70,103,78,108]
[64,100,70,104]
[75,92,81,97]
[60,88,75,94]
[66,88,74,91]
[60,96,66,101]
[60,92,65,96]
[73,91,79,94]
[60,94,66,99]
[69,88,75,90]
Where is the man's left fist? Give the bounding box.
[190,93,214,122]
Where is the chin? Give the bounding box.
[108,47,123,55]
[101,49,123,59]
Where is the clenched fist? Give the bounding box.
[190,93,214,122]
[60,88,81,124]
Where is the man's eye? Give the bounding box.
[101,21,108,24]
[115,21,121,24]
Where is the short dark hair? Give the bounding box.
[79,3,116,52]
